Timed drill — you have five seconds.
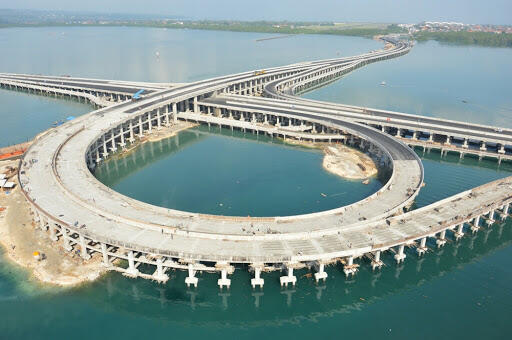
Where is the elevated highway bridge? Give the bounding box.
[2,36,511,289]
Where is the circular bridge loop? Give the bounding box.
[21,36,512,287]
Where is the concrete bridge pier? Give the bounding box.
[394,244,406,264]
[454,223,465,240]
[416,237,428,256]
[79,234,91,260]
[314,262,328,282]
[125,251,140,277]
[471,216,481,233]
[172,103,178,123]
[185,263,198,288]
[217,262,232,289]
[501,203,510,219]
[251,264,264,289]
[153,257,169,283]
[100,243,111,267]
[436,230,447,248]
[280,264,297,287]
[343,256,358,277]
[486,210,496,225]
[102,135,109,159]
[371,250,384,270]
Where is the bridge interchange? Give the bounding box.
[3,37,512,288]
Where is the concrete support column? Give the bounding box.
[395,128,401,137]
[165,105,170,126]
[119,126,126,149]
[129,120,135,143]
[280,265,297,287]
[463,138,469,148]
[487,209,495,225]
[429,133,434,142]
[471,215,481,233]
[79,234,91,260]
[101,243,110,267]
[395,244,406,263]
[314,262,328,282]
[499,144,506,154]
[153,257,169,282]
[156,108,162,128]
[138,116,143,137]
[455,223,465,240]
[436,230,447,248]
[172,102,178,123]
[218,267,231,289]
[102,135,108,158]
[445,135,451,145]
[371,250,383,270]
[109,130,117,152]
[185,263,198,287]
[193,97,199,113]
[148,113,153,133]
[343,256,358,277]
[480,141,487,151]
[126,251,139,276]
[412,131,417,140]
[251,265,264,289]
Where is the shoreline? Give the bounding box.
[0,159,106,287]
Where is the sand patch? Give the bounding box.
[0,160,106,287]
[323,144,378,180]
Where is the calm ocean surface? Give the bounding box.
[0,27,511,339]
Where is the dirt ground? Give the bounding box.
[0,159,106,287]
[323,144,378,180]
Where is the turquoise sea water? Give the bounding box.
[0,27,511,339]
[94,126,382,217]
[303,40,512,128]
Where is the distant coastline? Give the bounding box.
[2,20,511,48]
[413,31,512,48]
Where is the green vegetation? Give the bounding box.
[0,19,405,38]
[414,31,512,48]
[155,21,405,38]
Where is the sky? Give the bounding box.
[1,0,512,24]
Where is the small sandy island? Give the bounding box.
[0,160,106,287]
[283,139,378,181]
[323,144,378,180]
[145,121,198,142]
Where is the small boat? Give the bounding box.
[320,193,327,197]
[362,179,370,185]
[380,81,387,86]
